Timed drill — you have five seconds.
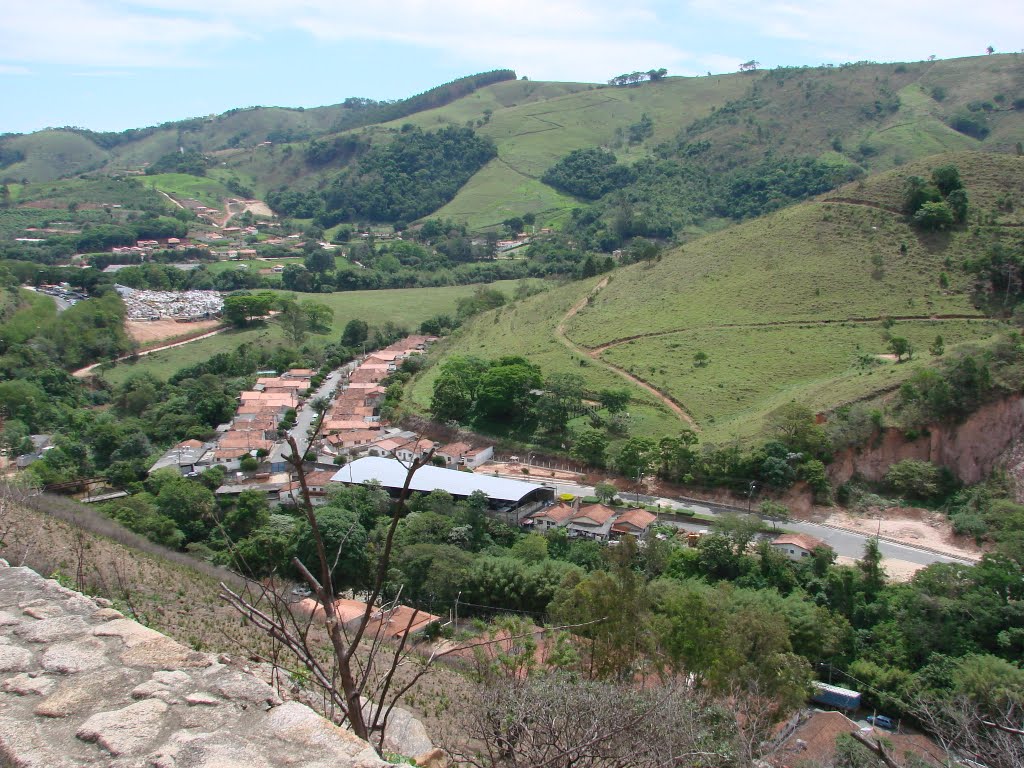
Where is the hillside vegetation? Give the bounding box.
[416,151,1024,444]
[6,55,1021,238]
[100,279,537,384]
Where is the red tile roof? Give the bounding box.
[572,503,617,525]
[772,534,829,552]
[531,503,577,524]
[611,508,657,532]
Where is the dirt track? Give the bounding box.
[556,277,699,429]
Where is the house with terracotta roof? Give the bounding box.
[528,502,578,530]
[299,597,441,641]
[279,469,341,506]
[323,430,382,450]
[770,533,831,562]
[610,508,658,540]
[436,441,494,469]
[567,503,619,540]
[323,419,381,433]
[239,391,298,410]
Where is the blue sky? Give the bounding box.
[1,0,1021,135]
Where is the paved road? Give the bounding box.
[505,473,973,566]
[269,359,360,467]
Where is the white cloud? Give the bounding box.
[686,0,1024,63]
[0,0,689,79]
[0,64,31,75]
[2,0,1019,77]
[0,0,244,67]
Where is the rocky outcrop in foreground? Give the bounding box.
[0,560,391,767]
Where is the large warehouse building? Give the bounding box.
[330,456,553,517]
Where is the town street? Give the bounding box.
[496,473,974,567]
[269,358,361,467]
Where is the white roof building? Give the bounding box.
[330,456,552,510]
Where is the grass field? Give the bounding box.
[430,158,580,230]
[602,318,1004,441]
[139,174,235,208]
[102,280,534,385]
[406,277,682,438]
[416,151,1024,444]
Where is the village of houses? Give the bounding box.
[143,331,709,548]
[140,330,831,569]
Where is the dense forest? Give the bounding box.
[550,148,863,250]
[269,126,497,226]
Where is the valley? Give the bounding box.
[1,52,1024,768]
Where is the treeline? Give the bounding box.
[0,284,132,370]
[325,69,517,134]
[895,334,1024,426]
[145,150,210,177]
[553,151,861,251]
[542,148,637,200]
[607,68,667,86]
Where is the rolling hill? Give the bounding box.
[411,151,1024,445]
[4,56,1022,237]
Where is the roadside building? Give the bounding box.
[566,503,618,540]
[15,435,54,470]
[610,507,658,540]
[770,533,831,562]
[435,441,494,469]
[279,470,340,506]
[147,439,213,476]
[527,501,578,531]
[330,456,552,515]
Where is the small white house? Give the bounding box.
[769,533,830,562]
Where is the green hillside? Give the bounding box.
[0,130,111,182]
[4,56,1022,239]
[412,151,1024,444]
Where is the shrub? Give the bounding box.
[913,201,955,230]
[950,512,987,538]
[949,110,990,139]
[885,459,942,500]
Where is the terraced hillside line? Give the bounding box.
[821,197,905,215]
[555,278,699,430]
[496,156,540,181]
[510,95,621,138]
[586,313,989,355]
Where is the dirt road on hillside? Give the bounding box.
[555,277,699,430]
[73,326,229,378]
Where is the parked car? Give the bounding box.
[867,715,895,730]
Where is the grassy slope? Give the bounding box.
[406,278,681,441]
[683,56,1023,174]
[0,131,110,183]
[139,173,235,208]
[102,280,529,384]
[431,76,752,229]
[417,151,1024,444]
